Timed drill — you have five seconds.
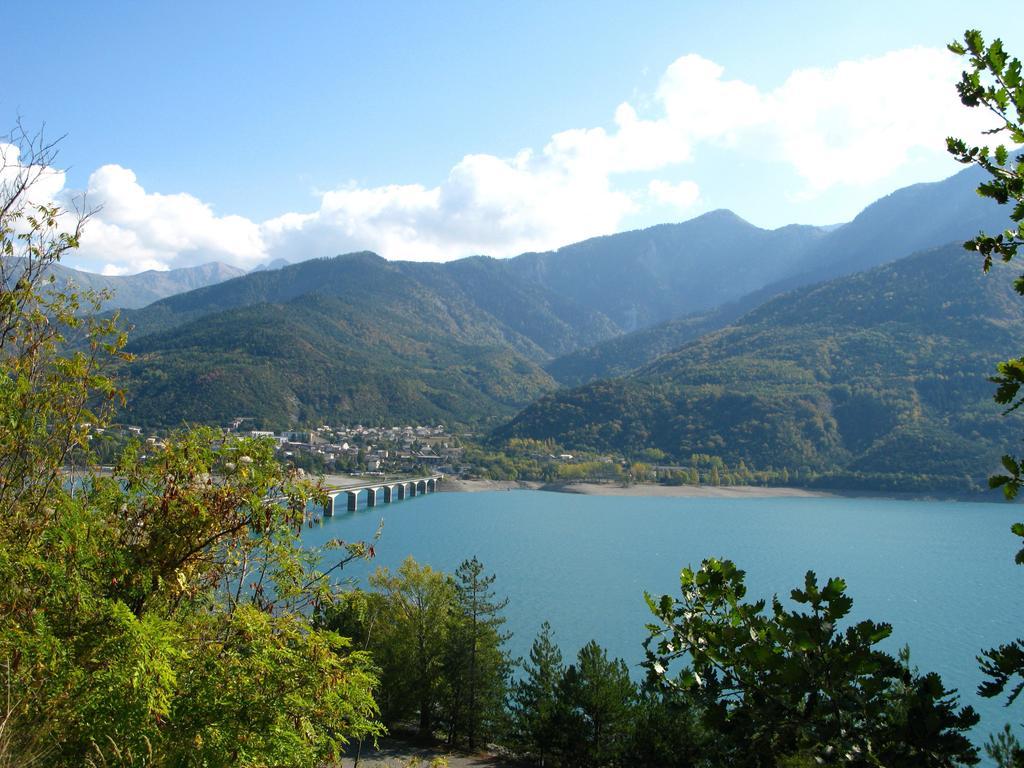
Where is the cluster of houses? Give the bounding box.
[96,421,472,476]
[233,422,465,475]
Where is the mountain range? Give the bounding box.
[498,243,1023,491]
[117,253,590,427]
[90,163,1024,493]
[48,261,246,310]
[543,165,1013,386]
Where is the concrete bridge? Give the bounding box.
[322,474,444,515]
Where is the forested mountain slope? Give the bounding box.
[121,253,568,427]
[498,244,1024,490]
[785,162,1012,285]
[115,165,1019,433]
[544,301,752,387]
[542,165,1016,385]
[506,212,828,332]
[121,251,615,358]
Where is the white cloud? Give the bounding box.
[260,151,637,265]
[0,142,68,233]
[32,45,999,273]
[643,47,992,191]
[648,179,701,211]
[75,165,265,273]
[0,143,67,203]
[764,48,991,190]
[657,54,768,142]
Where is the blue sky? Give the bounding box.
[4,1,1021,273]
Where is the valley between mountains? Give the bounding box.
[78,163,1024,492]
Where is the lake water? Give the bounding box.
[302,489,1024,747]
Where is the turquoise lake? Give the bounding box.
[302,489,1024,745]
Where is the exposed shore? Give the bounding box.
[438,478,831,498]
[320,474,997,502]
[437,478,543,493]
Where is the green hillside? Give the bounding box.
[544,301,749,386]
[542,165,1017,386]
[497,244,1024,491]
[114,165,1022,436]
[120,255,564,428]
[507,212,827,332]
[404,257,620,357]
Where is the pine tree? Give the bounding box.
[443,556,512,749]
[556,641,636,768]
[510,622,565,766]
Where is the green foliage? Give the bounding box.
[461,439,559,481]
[511,626,715,768]
[442,557,513,749]
[644,558,979,767]
[977,521,1024,708]
[2,429,384,767]
[947,29,1024,499]
[364,557,456,737]
[985,724,1024,768]
[509,622,566,765]
[556,460,625,483]
[0,130,382,767]
[629,680,716,768]
[321,556,515,749]
[949,31,1024,743]
[163,606,379,767]
[555,640,636,768]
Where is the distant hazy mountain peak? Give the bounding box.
[692,208,755,225]
[249,257,292,272]
[45,261,246,310]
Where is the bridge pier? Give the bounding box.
[316,475,441,513]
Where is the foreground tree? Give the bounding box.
[629,679,716,768]
[509,622,566,766]
[556,640,636,768]
[442,556,512,749]
[366,556,456,737]
[947,31,1024,751]
[946,30,1024,499]
[644,558,979,767]
[0,127,382,767]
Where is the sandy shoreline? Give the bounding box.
[438,478,831,498]
[320,474,993,502]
